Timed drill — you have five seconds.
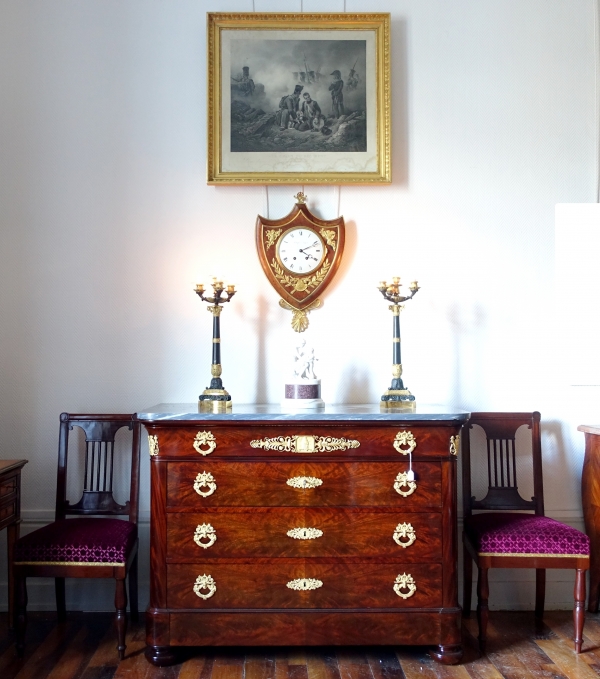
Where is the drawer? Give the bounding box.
[167,509,442,559]
[167,461,441,508]
[151,424,456,460]
[167,562,442,609]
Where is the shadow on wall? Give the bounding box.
[235,294,273,405]
[336,364,373,404]
[448,302,487,410]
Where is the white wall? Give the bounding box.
[0,0,597,611]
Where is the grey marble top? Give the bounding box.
[137,403,470,423]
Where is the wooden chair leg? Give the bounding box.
[128,553,139,623]
[55,577,66,622]
[476,566,489,653]
[15,575,27,657]
[463,543,473,618]
[115,578,128,660]
[535,568,546,619]
[574,568,586,654]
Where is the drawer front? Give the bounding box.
[151,425,455,460]
[167,509,442,559]
[167,562,442,609]
[167,461,441,508]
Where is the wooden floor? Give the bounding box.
[1,611,600,679]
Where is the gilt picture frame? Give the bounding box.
[207,13,391,185]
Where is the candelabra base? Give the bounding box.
[198,389,232,413]
[380,389,416,412]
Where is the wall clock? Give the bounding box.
[256,193,345,331]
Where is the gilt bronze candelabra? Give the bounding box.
[194,278,236,413]
[378,277,420,411]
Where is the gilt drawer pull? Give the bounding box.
[394,573,416,599]
[194,431,217,456]
[194,523,217,549]
[250,435,359,453]
[287,578,323,591]
[193,471,217,497]
[393,471,417,497]
[193,574,216,599]
[393,522,416,548]
[287,527,323,540]
[287,476,323,489]
[393,431,417,455]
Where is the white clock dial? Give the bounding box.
[278,228,325,274]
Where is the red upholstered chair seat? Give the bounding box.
[15,519,137,566]
[464,513,589,558]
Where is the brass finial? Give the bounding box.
[294,192,308,205]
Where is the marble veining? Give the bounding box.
[137,403,470,423]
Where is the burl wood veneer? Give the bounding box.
[139,404,468,666]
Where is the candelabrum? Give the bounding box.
[377,277,420,411]
[194,278,236,412]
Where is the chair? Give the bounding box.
[462,412,589,653]
[13,413,140,659]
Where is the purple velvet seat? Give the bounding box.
[465,513,589,558]
[15,518,137,566]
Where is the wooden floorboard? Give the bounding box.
[0,612,599,679]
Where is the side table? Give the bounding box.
[0,460,27,626]
[578,425,600,611]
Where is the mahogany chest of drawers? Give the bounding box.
[139,405,468,666]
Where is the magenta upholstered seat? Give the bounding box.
[465,513,589,558]
[15,518,137,566]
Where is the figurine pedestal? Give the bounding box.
[282,379,325,410]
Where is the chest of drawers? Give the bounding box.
[139,405,468,667]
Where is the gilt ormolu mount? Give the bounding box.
[256,193,345,332]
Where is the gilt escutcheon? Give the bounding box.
[251,435,359,453]
[287,578,323,591]
[287,527,323,540]
[449,434,460,456]
[286,476,323,489]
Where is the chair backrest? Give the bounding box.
[55,413,141,524]
[461,411,544,520]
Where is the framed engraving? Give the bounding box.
[207,13,391,185]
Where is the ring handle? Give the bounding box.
[194,523,217,549]
[393,431,417,455]
[194,431,217,456]
[193,574,216,599]
[193,471,217,497]
[393,471,416,497]
[393,573,416,599]
[393,522,416,548]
